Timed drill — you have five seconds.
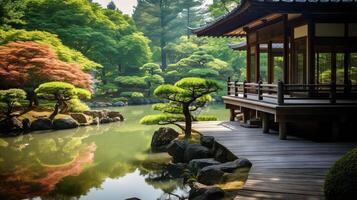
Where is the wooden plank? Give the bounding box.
[193,121,357,199]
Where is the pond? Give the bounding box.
[0,104,229,200]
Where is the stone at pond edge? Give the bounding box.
[167,140,188,163]
[53,117,79,130]
[200,136,215,149]
[197,158,252,185]
[167,163,188,178]
[188,158,221,173]
[213,143,237,163]
[91,117,99,125]
[197,167,224,185]
[31,118,52,131]
[189,182,225,200]
[184,144,211,163]
[107,111,124,121]
[151,127,179,152]
[70,113,91,124]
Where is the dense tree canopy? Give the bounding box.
[0,0,27,28]
[0,41,93,105]
[208,0,240,17]
[0,89,27,118]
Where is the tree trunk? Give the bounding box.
[50,101,61,120]
[182,104,192,138]
[159,0,167,70]
[27,91,39,108]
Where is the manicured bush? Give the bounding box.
[131,92,144,98]
[35,82,91,119]
[324,147,357,200]
[0,89,27,118]
[113,97,128,103]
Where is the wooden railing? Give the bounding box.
[227,77,357,105]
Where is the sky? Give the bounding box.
[93,0,213,15]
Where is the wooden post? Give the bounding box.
[278,81,284,105]
[268,41,273,83]
[307,21,315,96]
[255,43,260,83]
[230,108,235,121]
[242,107,249,124]
[283,14,289,84]
[258,80,263,100]
[227,77,231,95]
[247,35,251,82]
[262,112,270,134]
[279,121,287,140]
[330,81,336,104]
[243,80,247,98]
[235,80,239,96]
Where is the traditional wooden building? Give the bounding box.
[193,0,357,140]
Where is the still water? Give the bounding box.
[0,104,228,200]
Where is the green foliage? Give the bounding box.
[35,82,91,102]
[140,114,185,125]
[96,83,119,96]
[0,29,100,71]
[208,0,240,18]
[324,147,357,200]
[115,76,147,88]
[194,115,218,121]
[131,92,144,98]
[141,63,162,75]
[0,89,27,116]
[67,98,90,113]
[0,0,27,28]
[113,97,128,103]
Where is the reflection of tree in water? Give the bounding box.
[0,127,102,200]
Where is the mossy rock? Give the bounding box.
[324,147,357,200]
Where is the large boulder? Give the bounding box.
[188,158,221,172]
[31,118,52,131]
[100,117,112,124]
[107,111,124,121]
[167,140,188,163]
[151,127,179,152]
[197,158,252,185]
[197,167,224,185]
[184,144,211,163]
[167,163,188,178]
[189,182,225,200]
[70,113,91,124]
[200,136,215,149]
[112,101,126,107]
[53,117,79,130]
[213,144,237,163]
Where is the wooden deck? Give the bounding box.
[193,121,357,200]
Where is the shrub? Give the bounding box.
[113,97,128,103]
[67,99,90,113]
[120,92,134,98]
[324,147,357,200]
[0,89,27,118]
[131,92,144,98]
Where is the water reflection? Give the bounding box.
[0,104,228,200]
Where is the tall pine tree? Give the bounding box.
[133,0,183,70]
[180,0,205,38]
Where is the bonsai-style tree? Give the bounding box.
[35,82,91,120]
[0,89,27,119]
[140,77,220,138]
[141,63,164,96]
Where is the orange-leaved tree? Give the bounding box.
[0,41,93,107]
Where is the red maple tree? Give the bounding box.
[0,41,93,106]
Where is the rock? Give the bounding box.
[188,158,221,172]
[70,113,90,124]
[108,111,124,121]
[167,140,188,163]
[112,117,122,122]
[9,117,23,131]
[113,101,125,107]
[151,127,179,152]
[184,144,211,163]
[100,117,112,124]
[197,167,224,185]
[31,118,52,130]
[22,118,31,130]
[189,182,225,200]
[213,145,237,163]
[91,117,99,125]
[200,136,215,149]
[53,117,79,130]
[167,163,188,178]
[84,110,107,119]
[197,158,252,185]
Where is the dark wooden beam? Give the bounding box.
[255,43,260,83]
[247,35,251,82]
[283,14,289,83]
[268,41,273,83]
